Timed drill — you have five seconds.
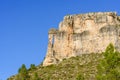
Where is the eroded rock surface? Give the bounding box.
[43,12,120,66]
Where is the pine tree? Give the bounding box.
[30,64,36,70]
[17,64,29,80]
[96,43,120,80]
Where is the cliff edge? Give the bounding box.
[43,12,120,66]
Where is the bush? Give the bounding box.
[76,73,84,80]
[33,72,42,80]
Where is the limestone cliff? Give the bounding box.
[43,12,120,66]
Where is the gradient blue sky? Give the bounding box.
[0,0,120,80]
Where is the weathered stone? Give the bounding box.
[43,12,120,66]
[49,28,58,34]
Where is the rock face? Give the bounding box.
[43,12,120,66]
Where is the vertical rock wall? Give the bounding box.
[43,12,120,66]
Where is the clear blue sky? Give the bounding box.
[0,0,120,80]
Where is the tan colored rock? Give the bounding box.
[43,12,120,66]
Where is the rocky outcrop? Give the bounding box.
[43,12,120,66]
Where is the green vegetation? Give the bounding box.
[8,64,42,80]
[17,64,29,80]
[29,64,37,70]
[32,72,42,80]
[76,73,84,80]
[8,44,120,80]
[96,43,120,80]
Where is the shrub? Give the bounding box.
[76,73,84,80]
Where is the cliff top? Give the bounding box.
[64,12,117,20]
[49,12,120,34]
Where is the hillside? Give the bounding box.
[8,53,103,80]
